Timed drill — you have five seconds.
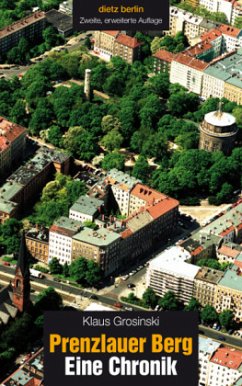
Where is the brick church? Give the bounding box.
[0,233,31,325]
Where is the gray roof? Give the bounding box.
[70,196,103,217]
[53,216,82,233]
[0,181,23,201]
[107,169,139,191]
[204,49,242,88]
[0,199,18,214]
[219,264,242,291]
[73,227,121,247]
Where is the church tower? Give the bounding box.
[12,232,31,313]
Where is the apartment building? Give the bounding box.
[194,267,224,307]
[69,196,103,223]
[208,347,242,386]
[0,148,70,224]
[94,31,142,64]
[153,49,175,74]
[217,244,242,263]
[49,217,82,265]
[105,169,139,216]
[169,7,204,44]
[0,117,26,179]
[0,12,46,60]
[25,227,49,264]
[72,227,121,276]
[219,24,242,51]
[215,261,242,320]
[202,48,242,103]
[199,0,242,25]
[199,337,221,386]
[170,53,207,94]
[146,246,200,304]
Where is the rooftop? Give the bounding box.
[73,227,121,247]
[199,336,221,355]
[0,199,18,214]
[204,48,242,88]
[131,183,166,203]
[26,227,49,243]
[195,267,224,284]
[210,347,242,370]
[50,216,82,237]
[205,111,236,127]
[218,24,242,38]
[170,6,203,25]
[153,49,175,62]
[173,52,208,71]
[105,169,139,191]
[149,246,200,279]
[202,203,242,238]
[115,34,142,49]
[0,116,26,152]
[218,263,242,291]
[8,149,53,186]
[2,348,44,386]
[70,196,103,217]
[0,181,23,201]
[46,9,73,34]
[0,12,46,39]
[218,243,242,259]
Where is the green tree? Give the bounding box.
[63,126,98,161]
[101,130,123,152]
[219,310,234,330]
[142,288,158,309]
[197,259,221,270]
[184,298,201,312]
[132,155,150,182]
[35,287,63,313]
[69,257,87,284]
[158,291,179,310]
[201,305,218,325]
[85,260,102,287]
[49,257,63,274]
[101,115,121,133]
[63,262,70,277]
[47,125,63,147]
[101,152,125,171]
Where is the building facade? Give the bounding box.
[49,217,82,265]
[0,12,46,60]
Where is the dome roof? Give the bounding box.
[205,111,236,127]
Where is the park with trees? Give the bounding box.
[0,36,241,210]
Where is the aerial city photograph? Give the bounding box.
[0,0,241,384]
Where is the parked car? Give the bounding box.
[114,302,123,308]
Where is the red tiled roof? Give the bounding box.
[234,260,242,269]
[191,246,204,256]
[219,24,241,37]
[218,245,240,259]
[185,41,213,57]
[201,28,222,43]
[0,12,46,39]
[115,34,142,49]
[121,228,133,239]
[153,49,175,62]
[50,225,76,238]
[210,347,242,370]
[131,183,166,204]
[147,197,179,220]
[220,225,235,237]
[173,53,208,71]
[103,30,120,37]
[0,116,26,152]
